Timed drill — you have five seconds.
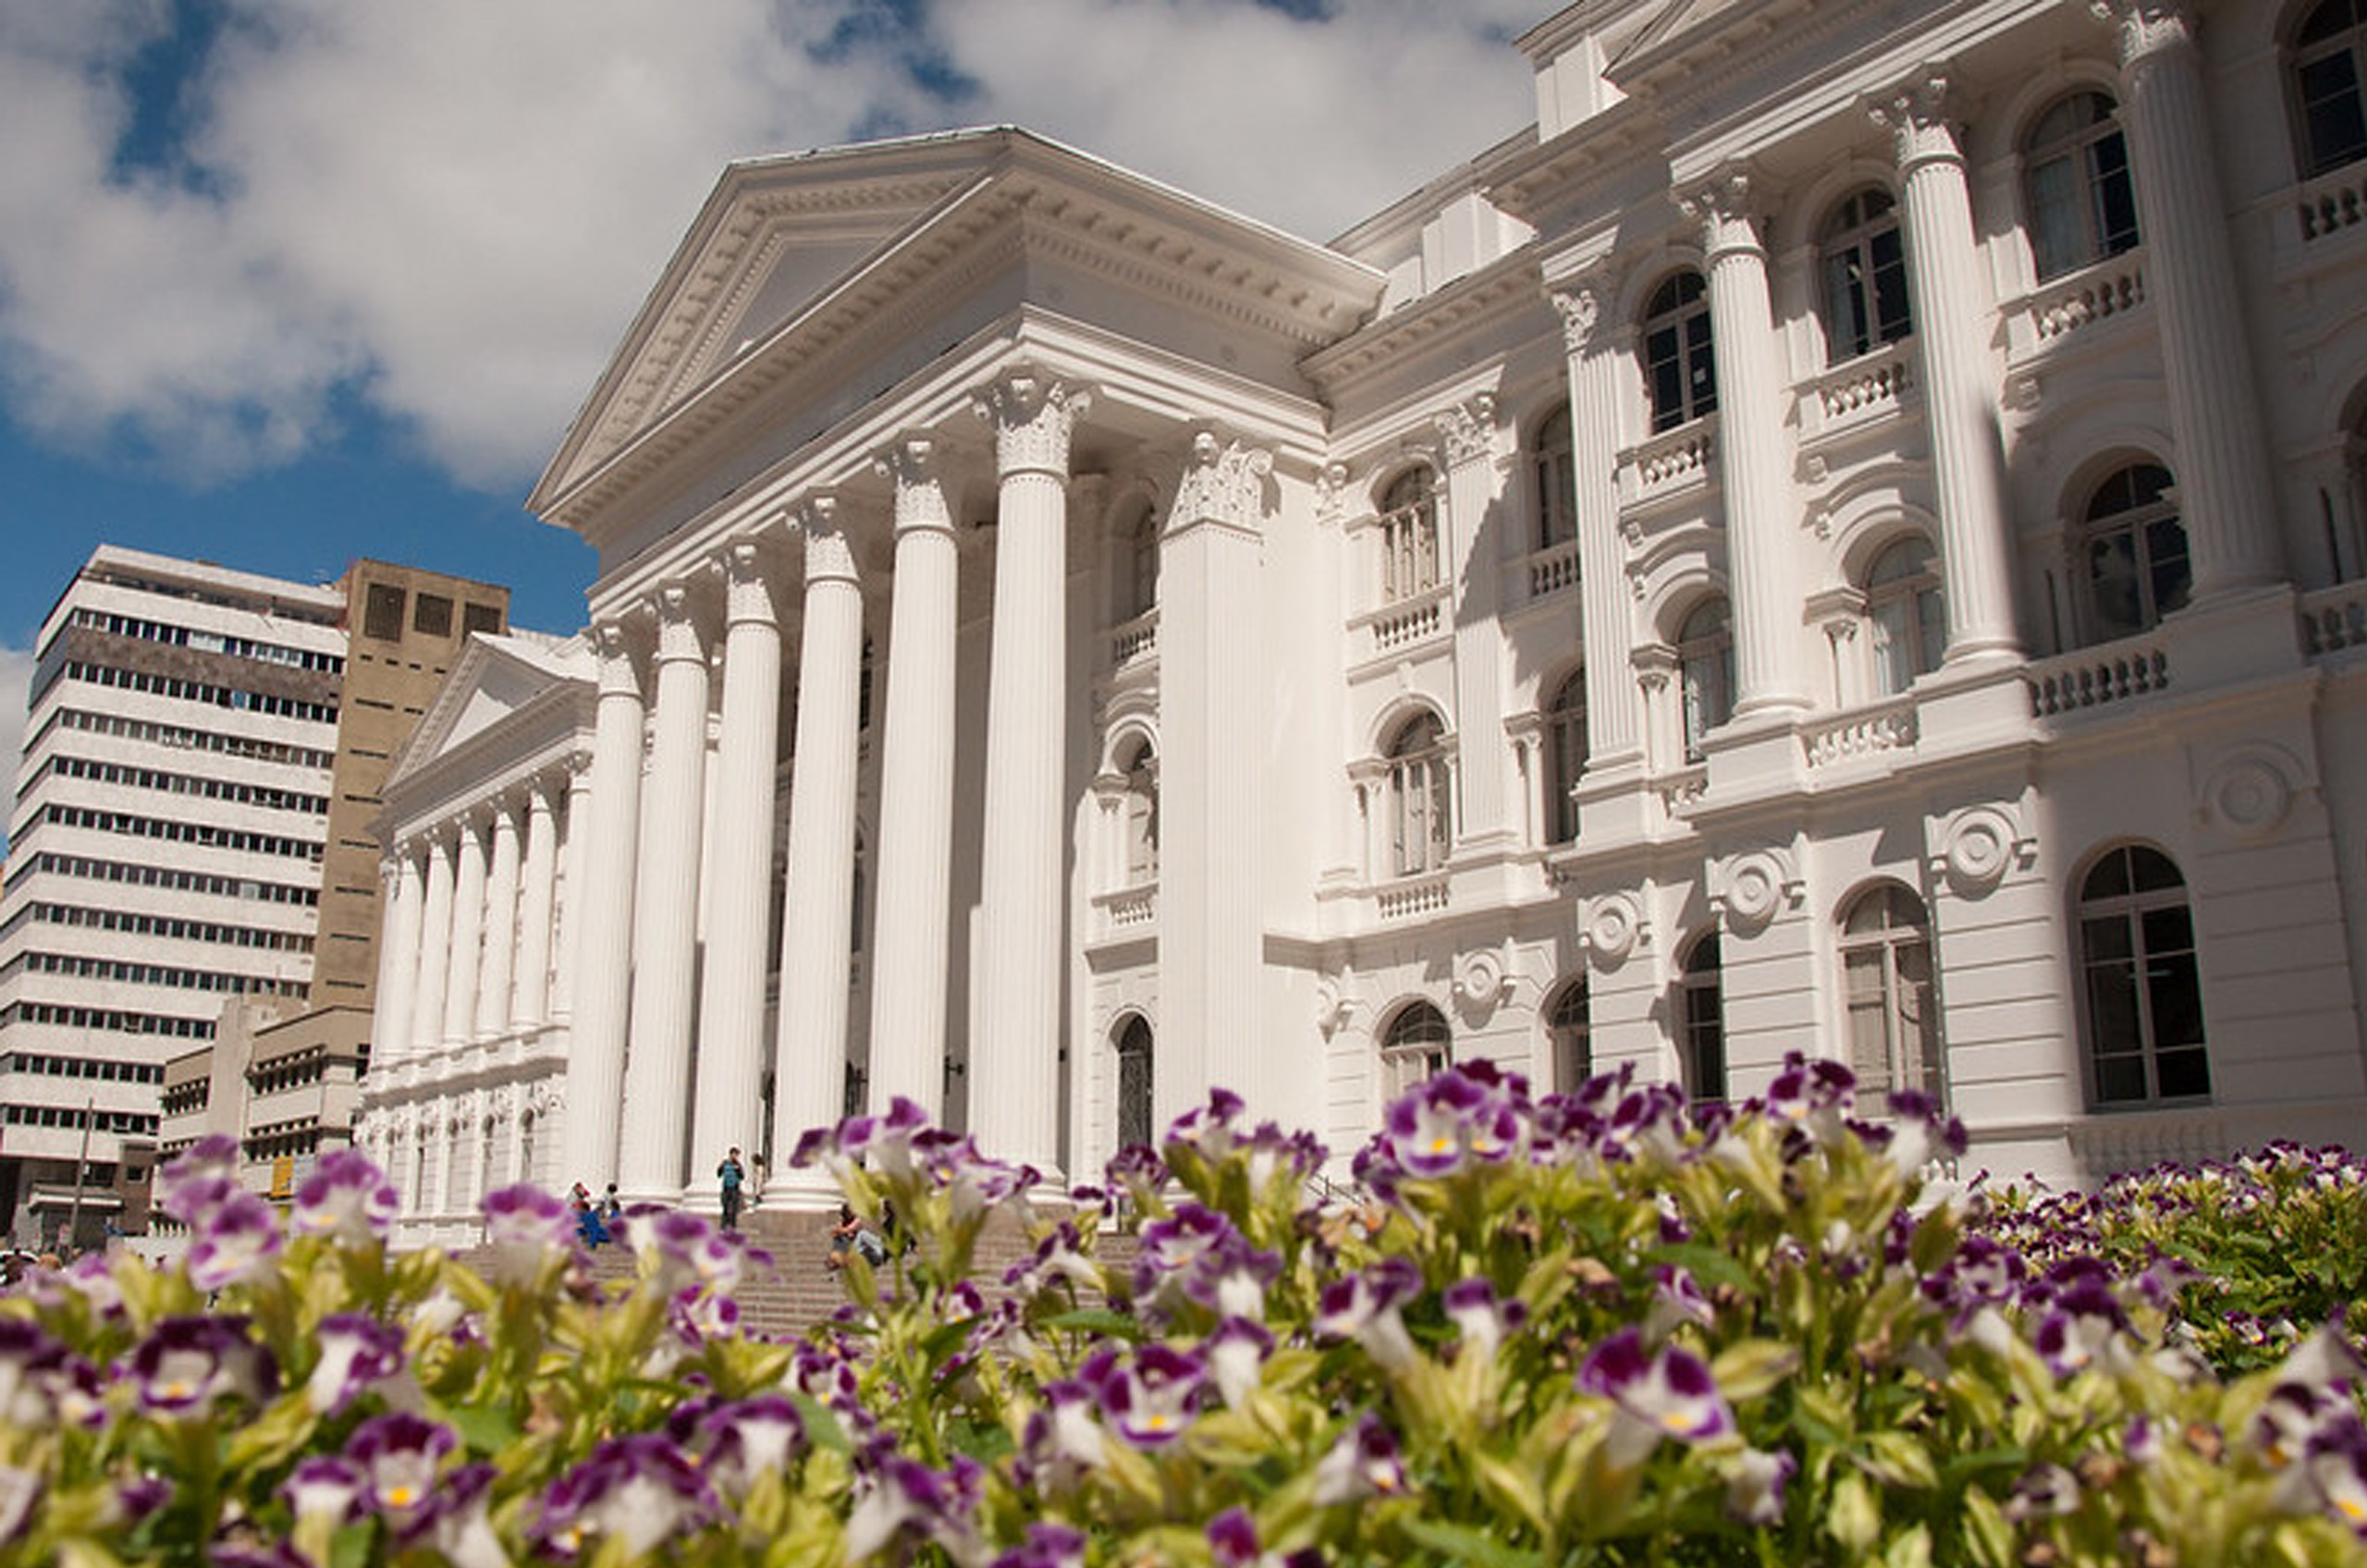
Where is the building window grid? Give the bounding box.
[2079,845,2211,1107]
[1547,980,1592,1092]
[1643,272,1717,435]
[1678,599,1736,763]
[1865,537,1947,694]
[2080,462,2190,643]
[48,660,337,725]
[1680,933,1727,1108]
[1385,713,1453,876]
[60,607,343,673]
[2024,91,2140,282]
[1531,405,1578,551]
[1820,189,1913,361]
[39,753,329,816]
[1839,887,1944,1115]
[3,851,317,907]
[1380,1001,1453,1099]
[1115,1016,1155,1151]
[2297,0,2367,177]
[1545,674,1587,846]
[40,706,333,769]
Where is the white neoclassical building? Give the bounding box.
[360,0,2367,1241]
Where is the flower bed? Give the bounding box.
[4,1056,2365,1566]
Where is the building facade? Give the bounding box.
[362,0,2367,1239]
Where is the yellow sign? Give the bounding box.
[270,1157,294,1199]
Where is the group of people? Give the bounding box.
[566,1182,622,1247]
[562,1151,900,1278]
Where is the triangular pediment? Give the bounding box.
[388,631,593,790]
[533,132,1011,509]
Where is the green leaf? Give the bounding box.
[1397,1516,1543,1568]
[1858,1431,1937,1491]
[1647,1242,1754,1294]
[1711,1339,1800,1404]
[448,1401,524,1457]
[1042,1308,1143,1340]
[788,1391,853,1454]
[1960,1487,2014,1568]
[1883,1523,1934,1568]
[1829,1472,1881,1557]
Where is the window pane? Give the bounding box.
[2128,845,2184,893]
[1686,316,1718,417]
[2084,849,2131,900]
[2081,913,2132,962]
[1823,247,1870,360]
[2084,955,2141,1059]
[2154,1045,2212,1099]
[2095,1053,2149,1104]
[2028,154,2081,279]
[2144,950,2205,1049]
[2145,519,2192,619]
[1870,226,1912,342]
[2089,133,2140,255]
[2087,530,2143,640]
[1871,597,1916,696]
[2301,53,2367,175]
[2140,903,2192,955]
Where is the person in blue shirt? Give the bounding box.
[717,1147,746,1231]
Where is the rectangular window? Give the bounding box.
[462,601,503,637]
[413,594,454,637]
[363,583,407,641]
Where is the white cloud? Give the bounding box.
[0,643,31,850]
[0,0,1538,492]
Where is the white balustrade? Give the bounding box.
[1525,540,1582,601]
[1800,697,1919,767]
[1618,421,1717,506]
[2025,639,2172,717]
[2006,250,2148,358]
[2300,584,2367,655]
[1376,874,1450,921]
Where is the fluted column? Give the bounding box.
[693,540,785,1194]
[475,799,522,1040]
[1684,171,1808,717]
[511,777,558,1027]
[1876,74,2020,663]
[1551,278,1646,769]
[619,582,712,1202]
[2100,0,2282,596]
[442,815,488,1047]
[372,849,424,1069]
[972,368,1086,1175]
[559,620,646,1192]
[1160,431,1271,1121]
[555,757,592,1021]
[867,437,962,1119]
[776,497,866,1201]
[411,832,455,1060]
[1437,393,1515,847]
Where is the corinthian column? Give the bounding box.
[619,582,712,1203]
[972,368,1087,1175]
[2099,0,2282,597]
[693,540,785,1196]
[1551,277,1645,771]
[510,777,558,1027]
[476,798,522,1039]
[777,497,866,1201]
[1875,74,2020,663]
[441,815,487,1047]
[411,831,455,1060]
[560,619,646,1192]
[1160,430,1270,1121]
[867,437,961,1119]
[1683,171,1807,717]
[372,849,423,1069]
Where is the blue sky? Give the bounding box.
[0,0,1542,789]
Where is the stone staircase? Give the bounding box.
[448,1206,1136,1342]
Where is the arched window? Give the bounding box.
[1387,712,1452,876]
[1380,1000,1453,1097]
[1545,672,1587,845]
[1123,502,1160,620]
[1820,189,1912,361]
[1114,1015,1155,1149]
[1379,468,1442,602]
[518,1110,535,1188]
[1839,886,1942,1114]
[2297,0,2367,176]
[1121,738,1159,885]
[2081,462,2189,642]
[2024,91,2140,281]
[1547,979,1592,1091]
[1679,932,1726,1108]
[2079,844,2209,1105]
[1532,403,1577,550]
[1643,272,1717,434]
[1678,599,1735,761]
[1866,536,1946,694]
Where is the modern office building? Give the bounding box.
[1,548,507,1246]
[361,0,2367,1243]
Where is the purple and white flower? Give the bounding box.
[303,1313,405,1415]
[989,1520,1089,1568]
[186,1191,285,1292]
[290,1150,400,1244]
[1312,1412,1408,1504]
[155,1135,240,1226]
[1086,1342,1208,1448]
[1723,1446,1797,1525]
[125,1316,278,1417]
[350,1413,457,1525]
[842,1448,982,1564]
[534,1432,719,1559]
[1207,1317,1275,1410]
[480,1183,573,1282]
[280,1456,364,1528]
[1377,1063,1524,1181]
[2002,1463,2080,1523]
[1017,1378,1107,1489]
[699,1394,806,1490]
[1576,1327,1734,1466]
[1313,1256,1423,1373]
[1442,1277,1527,1361]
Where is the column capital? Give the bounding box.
[791,493,862,585]
[1435,392,1501,470]
[1314,460,1355,528]
[875,434,956,537]
[1545,255,1623,354]
[1868,68,1961,171]
[648,580,711,668]
[717,538,785,629]
[973,366,1089,478]
[2089,0,2193,69]
[1171,427,1274,533]
[1676,168,1764,261]
[591,617,647,697]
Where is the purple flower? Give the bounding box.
[1313,1257,1423,1372]
[303,1313,405,1415]
[1208,1317,1275,1410]
[480,1183,573,1281]
[0,1319,101,1428]
[125,1316,278,1417]
[1762,1053,1855,1144]
[914,1130,1038,1223]
[1882,1089,1968,1171]
[1605,1084,1693,1168]
[1576,1327,1734,1466]
[1208,1508,1262,1568]
[1442,1278,1527,1361]
[1089,1342,1208,1448]
[1379,1065,1522,1180]
[791,1095,934,1181]
[1165,1087,1249,1158]
[991,1520,1089,1568]
[281,1456,364,1527]
[1017,1378,1107,1489]
[843,1449,982,1564]
[406,1461,506,1568]
[1645,1264,1714,1343]
[2002,1463,2080,1522]
[2303,1415,2367,1534]
[156,1135,240,1226]
[186,1191,284,1292]
[350,1412,458,1524]
[2032,1277,2129,1377]
[1313,1412,1407,1504]
[291,1150,400,1243]
[534,1433,718,1558]
[699,1394,805,1490]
